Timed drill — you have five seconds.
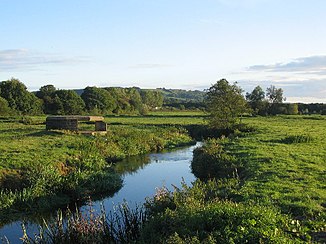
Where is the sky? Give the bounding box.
[1,0,326,103]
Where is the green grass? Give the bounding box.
[142,115,326,243]
[2,114,326,242]
[0,115,194,225]
[104,110,206,125]
[232,116,325,218]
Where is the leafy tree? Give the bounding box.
[266,85,285,104]
[246,86,268,115]
[286,103,299,115]
[205,79,250,129]
[266,85,286,115]
[0,78,42,115]
[81,86,115,114]
[0,96,12,115]
[105,87,144,114]
[140,90,164,109]
[36,85,57,114]
[53,90,85,115]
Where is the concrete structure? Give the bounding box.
[46,116,107,133]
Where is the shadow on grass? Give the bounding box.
[27,130,64,137]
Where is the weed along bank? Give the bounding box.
[46,115,107,135]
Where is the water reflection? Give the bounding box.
[0,142,200,243]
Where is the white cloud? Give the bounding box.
[0,49,89,72]
[287,96,326,103]
[248,55,326,73]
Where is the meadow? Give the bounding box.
[0,113,325,243]
[134,115,325,243]
[0,114,194,225]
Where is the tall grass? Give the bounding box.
[21,201,146,244]
[0,117,193,224]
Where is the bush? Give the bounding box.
[142,182,300,243]
[191,139,242,180]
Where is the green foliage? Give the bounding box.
[142,182,300,243]
[0,118,193,221]
[35,84,57,114]
[266,85,285,104]
[191,138,242,180]
[105,87,144,115]
[53,89,85,115]
[281,134,314,144]
[81,86,115,114]
[246,86,268,115]
[0,96,12,115]
[21,202,147,243]
[205,79,250,129]
[140,89,164,109]
[158,88,205,103]
[0,78,42,115]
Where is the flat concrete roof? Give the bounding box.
[46,116,104,121]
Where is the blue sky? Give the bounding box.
[1,0,326,102]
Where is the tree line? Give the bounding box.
[0,78,163,115]
[0,78,325,117]
[205,79,326,129]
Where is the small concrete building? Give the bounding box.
[46,116,107,134]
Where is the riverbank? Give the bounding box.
[149,115,326,243]
[0,116,194,226]
[21,115,325,243]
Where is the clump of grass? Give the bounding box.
[21,200,147,244]
[142,180,305,243]
[191,138,243,180]
[0,119,193,221]
[282,134,314,144]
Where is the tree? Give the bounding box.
[286,103,299,115]
[246,86,268,115]
[0,96,12,115]
[205,79,250,129]
[105,87,144,115]
[81,86,115,114]
[266,85,285,104]
[53,90,85,115]
[140,90,164,109]
[266,85,285,115]
[36,85,57,114]
[0,78,42,115]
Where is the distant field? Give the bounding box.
[104,111,207,125]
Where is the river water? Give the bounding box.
[0,142,200,243]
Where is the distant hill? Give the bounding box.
[74,87,205,103]
[156,88,205,103]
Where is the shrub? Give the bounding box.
[191,139,242,180]
[142,184,300,243]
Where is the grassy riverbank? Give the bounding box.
[21,115,326,243]
[0,115,194,225]
[2,114,325,243]
[164,115,326,242]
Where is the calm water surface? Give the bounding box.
[0,142,200,243]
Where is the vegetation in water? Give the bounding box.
[0,116,193,225]
[14,115,326,243]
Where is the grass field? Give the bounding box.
[0,114,195,225]
[186,115,326,242]
[1,113,325,242]
[104,111,206,125]
[236,115,325,217]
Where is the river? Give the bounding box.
[0,142,200,243]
